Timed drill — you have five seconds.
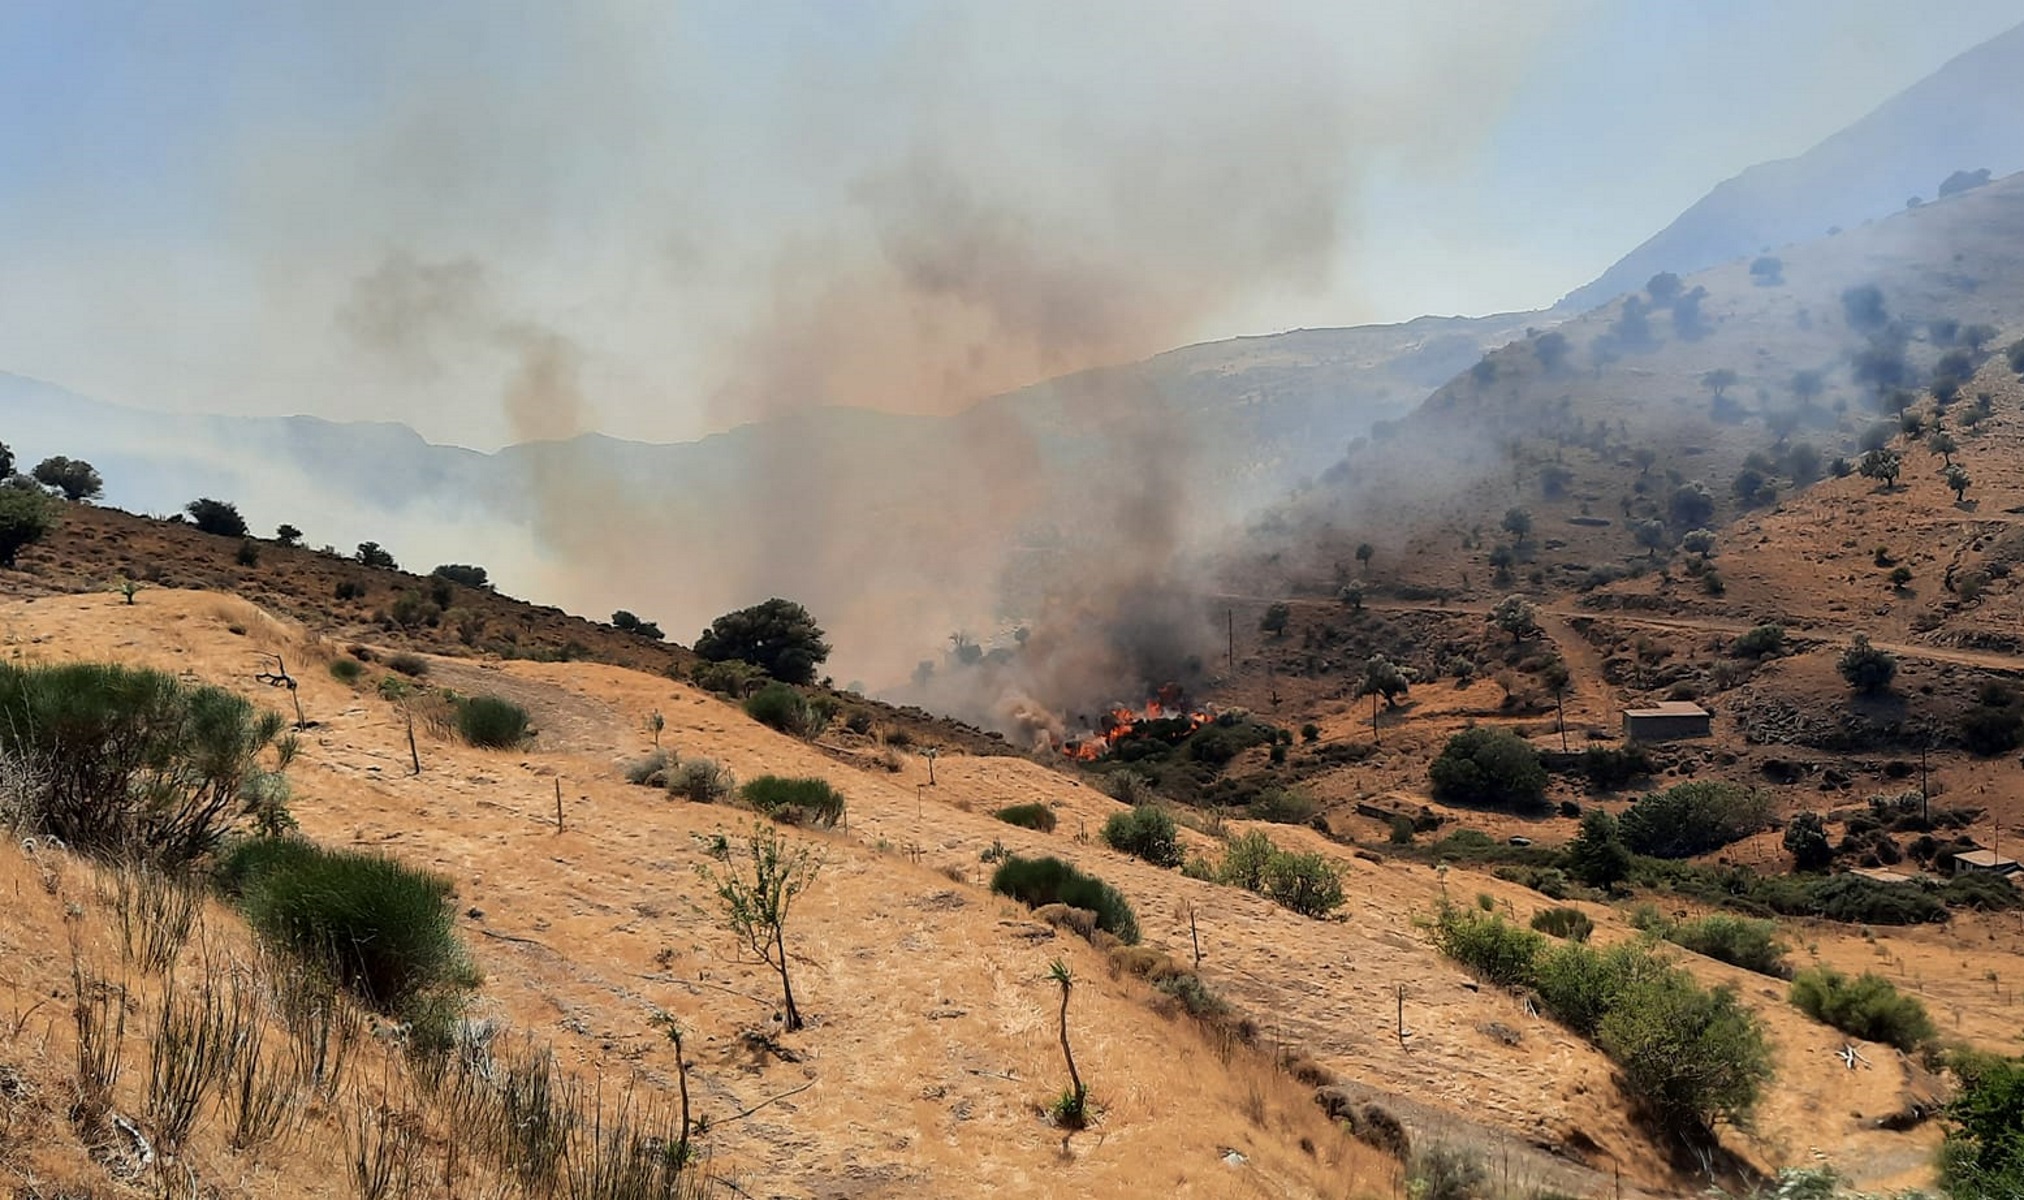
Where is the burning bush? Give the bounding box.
[989,855,1139,944]
[1101,806,1183,868]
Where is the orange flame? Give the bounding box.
[1060,690,1211,760]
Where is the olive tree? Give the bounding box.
[697,598,832,685]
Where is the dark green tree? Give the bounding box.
[1838,634,1897,695]
[696,598,832,685]
[32,456,103,502]
[1783,812,1834,871]
[1566,809,1632,888]
[185,498,248,537]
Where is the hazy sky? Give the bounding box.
[3,1,2019,448]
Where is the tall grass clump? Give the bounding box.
[994,803,1057,832]
[1101,805,1184,867]
[740,775,846,827]
[1789,966,1936,1051]
[456,694,532,749]
[989,855,1140,944]
[0,661,285,869]
[222,837,478,1020]
[1530,906,1594,941]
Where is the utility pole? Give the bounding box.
[1226,609,1235,674]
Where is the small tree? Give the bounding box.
[274,523,302,547]
[1489,594,1536,643]
[1355,542,1373,573]
[1838,634,1897,695]
[0,488,58,567]
[1632,518,1669,560]
[1749,256,1783,286]
[1632,448,1657,476]
[697,822,822,1032]
[432,563,491,589]
[1429,726,1548,812]
[184,498,248,537]
[356,542,399,570]
[1701,368,1738,400]
[1359,654,1415,710]
[0,441,11,478]
[1858,449,1901,489]
[696,598,831,685]
[1928,430,1959,467]
[32,456,103,502]
[1259,602,1291,638]
[1047,960,1087,1128]
[1946,465,1973,503]
[1567,809,1632,888]
[1783,812,1834,871]
[1501,507,1532,543]
[1669,482,1714,528]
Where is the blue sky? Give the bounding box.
[2,1,2020,447]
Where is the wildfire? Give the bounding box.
[1060,685,1210,761]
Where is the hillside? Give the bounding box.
[4,510,2024,1196]
[1563,20,2024,310]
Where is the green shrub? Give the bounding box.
[1940,1051,2024,1199]
[386,652,429,678]
[1636,910,1791,977]
[1428,904,1544,988]
[1944,871,2024,912]
[740,775,845,828]
[0,487,59,566]
[1577,744,1652,790]
[1732,623,1786,659]
[1530,906,1594,941]
[989,855,1139,944]
[455,694,530,749]
[0,661,284,869]
[1789,967,1936,1051]
[668,759,734,804]
[1566,809,1633,887]
[1248,788,1318,825]
[1961,703,2024,757]
[1596,968,1769,1133]
[1261,851,1344,917]
[1102,806,1184,867]
[689,659,768,698]
[1217,831,1278,892]
[1620,781,1771,858]
[995,803,1057,832]
[1532,939,1668,1038]
[224,837,477,1015]
[743,682,833,739]
[1406,1144,1488,1200]
[1428,726,1548,811]
[328,658,365,685]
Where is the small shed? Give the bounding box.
[1953,849,2021,876]
[1622,701,1712,742]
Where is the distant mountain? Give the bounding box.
[1,309,1536,676]
[1563,20,2024,312]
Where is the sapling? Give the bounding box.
[698,822,822,1031]
[1048,959,1088,1128]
